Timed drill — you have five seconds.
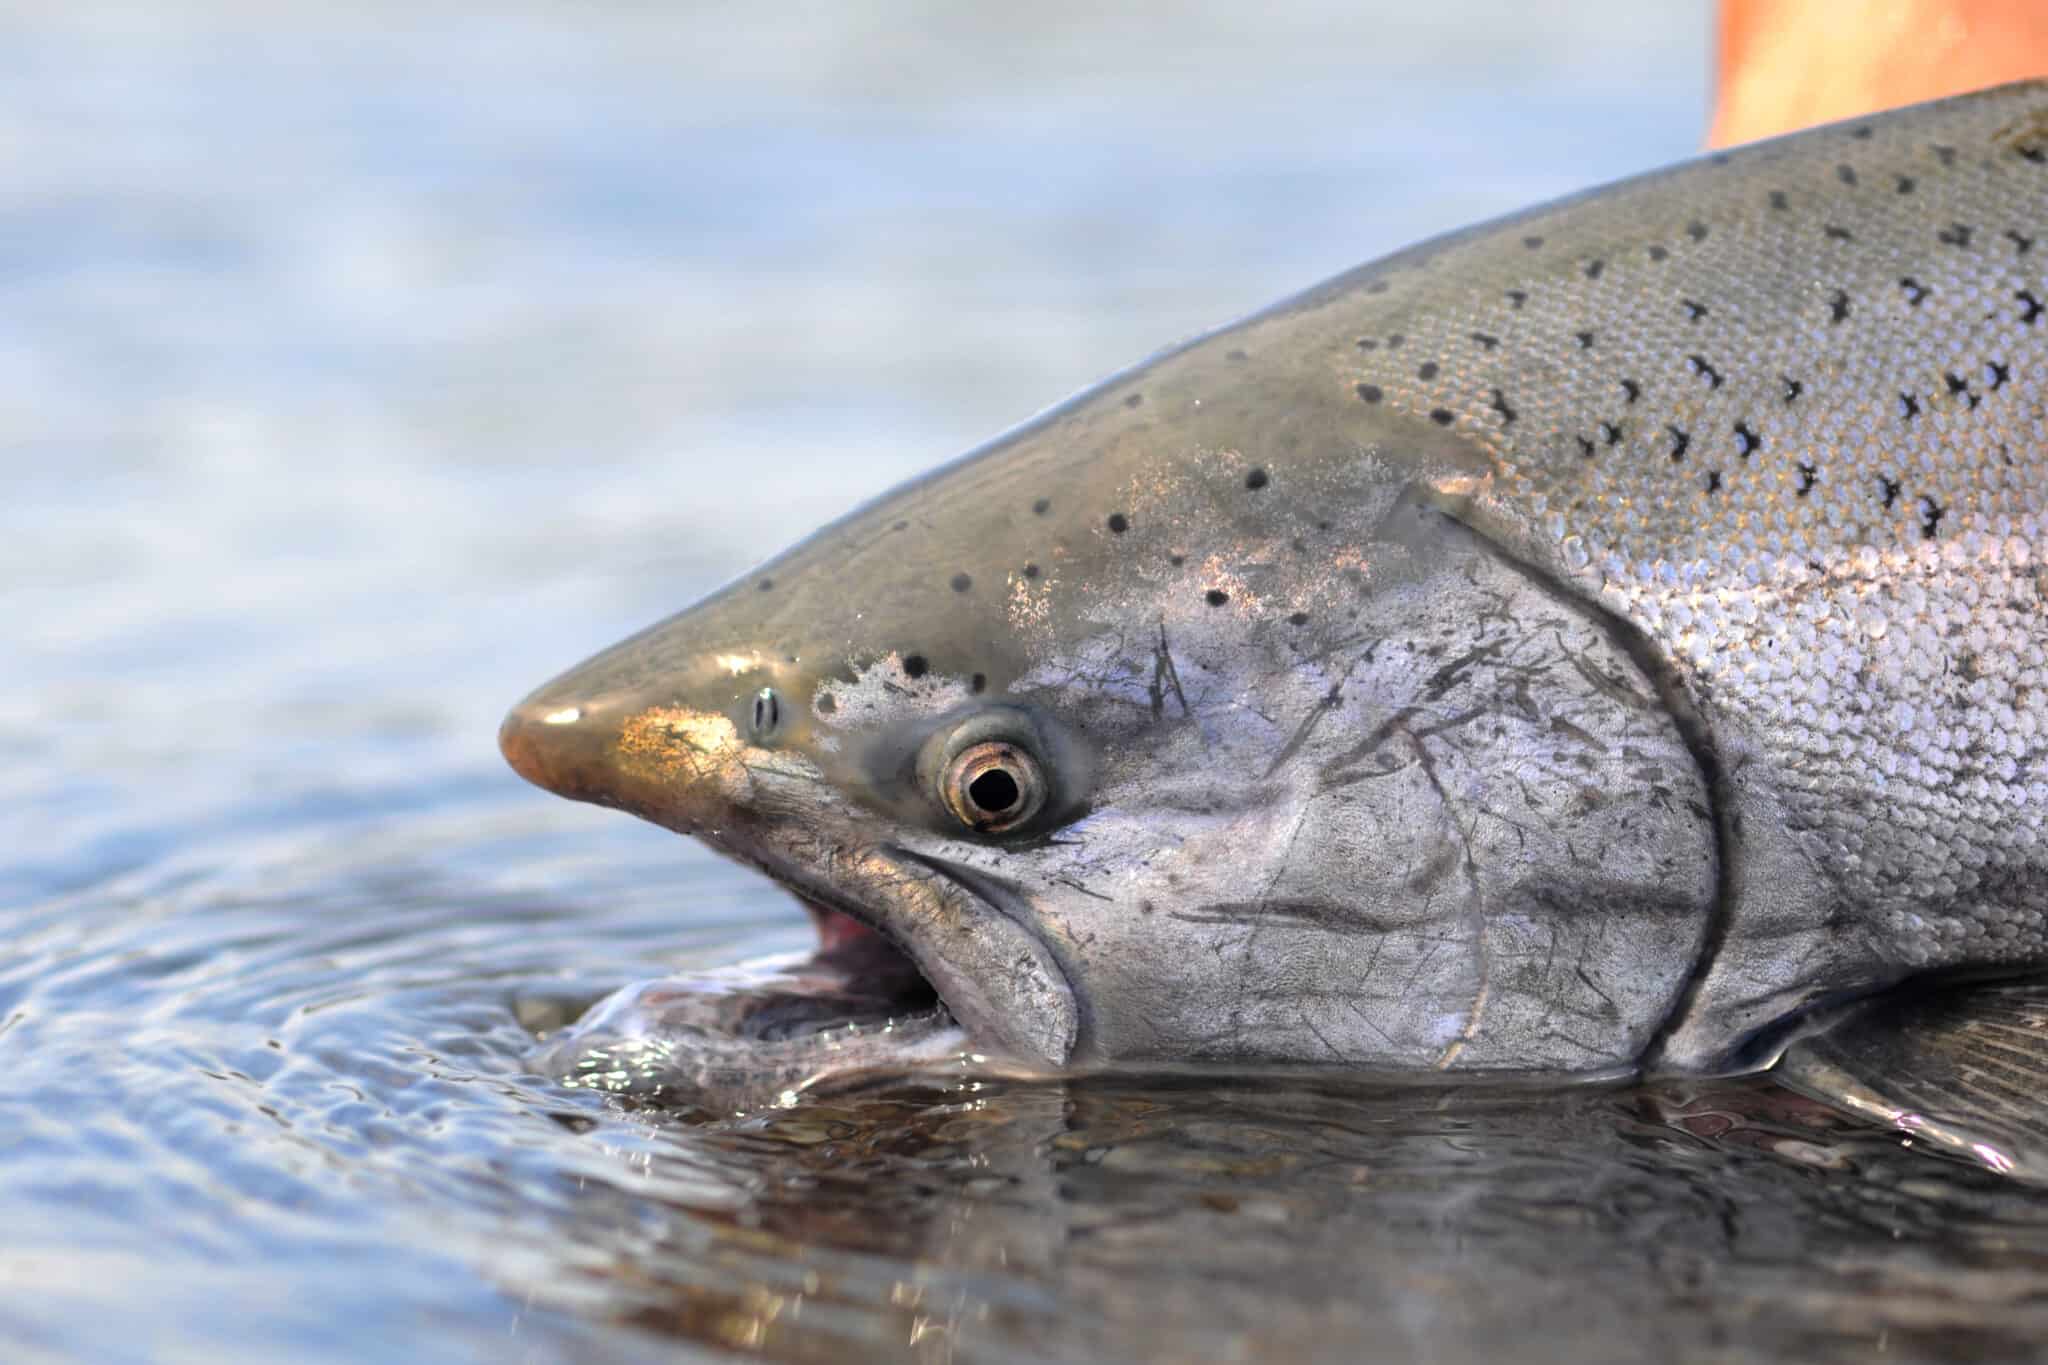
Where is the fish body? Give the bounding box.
[504,83,2048,1086]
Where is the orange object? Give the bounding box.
[1710,0,2048,146]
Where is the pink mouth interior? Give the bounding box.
[794,898,945,1026]
[802,898,897,956]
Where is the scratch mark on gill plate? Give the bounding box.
[1263,683,1343,779]
[1298,1006,1349,1061]
[1262,647,1374,779]
[1149,619,1192,722]
[1169,899,1402,937]
[1394,724,1488,1069]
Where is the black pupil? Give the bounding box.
[967,767,1020,814]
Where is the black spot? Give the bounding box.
[1686,354,1723,388]
[1287,611,1310,626]
[1576,434,1596,457]
[1850,125,1873,140]
[950,572,973,593]
[903,654,929,679]
[1782,375,1805,403]
[1523,235,1544,249]
[1824,224,1854,242]
[1429,408,1455,427]
[1899,276,1928,306]
[758,577,774,592]
[1469,331,1499,351]
[2018,144,2047,164]
[1945,371,1978,408]
[1245,467,1269,490]
[1106,513,1129,534]
[1934,144,1958,166]
[1938,222,1974,247]
[2008,230,2036,254]
[1032,498,1051,516]
[1124,392,1144,408]
[1836,163,1858,186]
[1879,476,1902,510]
[1356,338,1379,351]
[1796,462,1817,495]
[1584,258,1606,279]
[1989,360,2012,389]
[1576,330,1596,349]
[1682,298,1709,322]
[970,672,987,694]
[1921,496,1945,538]
[817,692,838,714]
[1705,469,1723,494]
[1489,388,1517,426]
[1829,290,1851,323]
[1168,554,1185,567]
[1667,425,1690,461]
[1899,392,1921,422]
[1620,378,1641,403]
[1022,562,1041,579]
[1768,190,1790,210]
[1648,244,1670,261]
[1356,382,1384,404]
[1687,220,1709,242]
[1895,175,1915,194]
[1734,421,1760,457]
[1204,588,1229,607]
[1506,289,1528,309]
[1601,421,1622,447]
[1386,334,1405,349]
[2019,289,2043,324]
[1417,361,1439,379]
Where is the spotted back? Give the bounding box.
[1327,81,2048,1059]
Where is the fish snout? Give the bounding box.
[499,695,619,805]
[499,682,765,838]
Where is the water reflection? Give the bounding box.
[510,1074,2048,1362]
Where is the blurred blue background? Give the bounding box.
[0,3,1711,1357]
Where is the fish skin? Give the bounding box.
[503,82,2048,1079]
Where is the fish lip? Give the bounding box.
[723,836,1078,1071]
[881,844,1084,1036]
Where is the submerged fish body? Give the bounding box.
[505,83,2048,1090]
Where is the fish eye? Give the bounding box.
[749,686,783,742]
[940,740,1046,834]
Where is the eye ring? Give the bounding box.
[941,740,1047,834]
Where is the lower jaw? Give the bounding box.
[527,901,967,1113]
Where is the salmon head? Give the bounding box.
[501,267,1721,1077]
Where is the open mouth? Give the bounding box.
[526,886,969,1110]
[745,897,951,1042]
